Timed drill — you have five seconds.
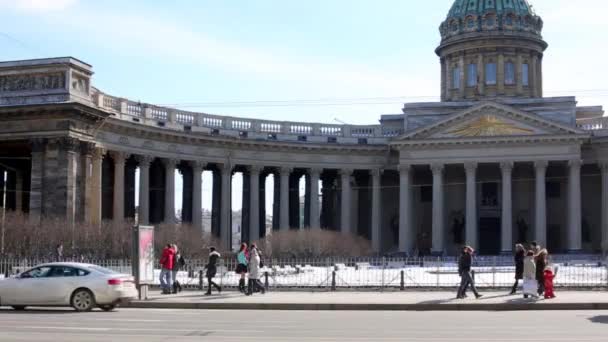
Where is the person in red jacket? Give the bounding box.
[160,244,176,294]
[543,266,556,299]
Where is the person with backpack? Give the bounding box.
[172,244,185,294]
[205,246,222,295]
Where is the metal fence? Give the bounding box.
[1,255,606,290]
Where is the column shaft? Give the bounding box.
[220,165,232,249]
[534,161,548,247]
[497,53,505,94]
[111,152,127,222]
[309,169,321,228]
[279,167,291,230]
[399,165,412,253]
[465,163,477,250]
[371,169,382,253]
[90,149,103,225]
[531,54,539,97]
[601,163,608,254]
[340,169,353,234]
[432,164,445,254]
[567,160,582,251]
[249,166,261,241]
[137,156,152,225]
[501,162,513,252]
[163,159,178,224]
[29,139,45,221]
[516,53,524,95]
[192,162,204,230]
[15,171,23,212]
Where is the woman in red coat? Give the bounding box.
[543,266,556,299]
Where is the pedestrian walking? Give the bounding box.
[55,244,63,262]
[456,246,482,299]
[457,247,468,298]
[236,243,249,293]
[246,244,265,296]
[172,244,185,294]
[535,248,548,296]
[205,246,222,296]
[159,243,176,295]
[522,250,538,298]
[510,244,525,295]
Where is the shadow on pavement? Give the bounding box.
[0,308,78,314]
[588,316,608,324]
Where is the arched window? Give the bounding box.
[485,15,496,28]
[485,62,497,85]
[505,62,515,85]
[522,63,530,86]
[467,63,478,87]
[505,15,514,27]
[467,17,476,29]
[453,66,461,89]
[451,21,459,32]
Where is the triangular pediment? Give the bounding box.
[396,102,585,141]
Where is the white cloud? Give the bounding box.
[0,0,78,11]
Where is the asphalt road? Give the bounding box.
[0,308,606,341]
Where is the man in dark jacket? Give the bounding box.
[205,247,222,295]
[457,246,482,299]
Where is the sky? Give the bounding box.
[1,0,607,214]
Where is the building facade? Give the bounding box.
[0,0,607,255]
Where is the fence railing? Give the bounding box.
[1,256,606,290]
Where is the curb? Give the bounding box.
[124,302,608,311]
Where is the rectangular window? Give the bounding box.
[467,64,477,87]
[485,63,497,85]
[522,63,529,86]
[505,62,515,85]
[452,67,460,89]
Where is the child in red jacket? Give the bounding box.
[543,266,556,299]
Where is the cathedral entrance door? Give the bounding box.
[478,217,501,255]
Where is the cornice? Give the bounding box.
[393,134,588,150]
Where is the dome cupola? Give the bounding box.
[437,0,548,102]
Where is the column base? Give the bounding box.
[566,249,585,255]
[430,250,444,257]
[500,250,513,256]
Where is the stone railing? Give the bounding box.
[92,90,401,145]
[576,117,608,131]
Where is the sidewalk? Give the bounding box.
[125,290,608,311]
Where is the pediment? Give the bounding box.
[396,102,585,141]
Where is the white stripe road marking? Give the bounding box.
[19,326,265,333]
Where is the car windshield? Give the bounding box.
[87,265,119,275]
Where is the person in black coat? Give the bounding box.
[456,246,482,299]
[510,244,525,295]
[205,247,222,295]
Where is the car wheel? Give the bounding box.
[71,289,95,312]
[12,306,26,311]
[99,304,116,312]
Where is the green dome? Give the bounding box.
[440,0,543,41]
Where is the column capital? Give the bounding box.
[339,168,354,177]
[135,155,154,167]
[248,165,263,175]
[464,162,477,173]
[309,167,323,177]
[279,166,293,175]
[500,161,514,172]
[109,151,129,163]
[370,168,383,178]
[189,160,206,172]
[163,158,180,168]
[398,164,411,173]
[30,138,47,153]
[568,159,583,168]
[92,147,105,161]
[431,163,444,175]
[219,162,233,174]
[534,160,549,170]
[58,136,81,153]
[79,141,96,157]
[600,161,608,172]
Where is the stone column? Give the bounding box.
[110,151,127,222]
[501,162,514,252]
[567,160,582,252]
[279,167,291,230]
[14,171,23,212]
[431,164,445,254]
[445,57,451,100]
[399,165,413,253]
[191,161,205,231]
[136,155,153,225]
[163,159,178,224]
[340,169,353,234]
[309,168,321,229]
[79,143,93,223]
[497,52,505,94]
[534,161,548,247]
[477,54,485,96]
[531,54,538,97]
[464,162,478,250]
[90,148,104,225]
[601,163,608,254]
[28,139,45,221]
[220,164,232,249]
[249,165,262,241]
[516,53,524,95]
[371,169,382,253]
[440,57,446,101]
[458,55,465,98]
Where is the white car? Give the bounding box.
[0,262,138,312]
